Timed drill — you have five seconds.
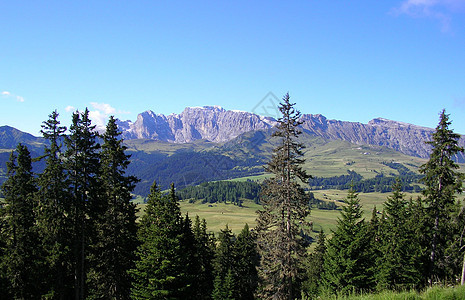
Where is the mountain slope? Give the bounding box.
[0,126,46,151]
[117,107,464,162]
[299,114,460,160]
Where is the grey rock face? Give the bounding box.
[120,106,276,143]
[299,114,465,161]
[118,107,464,161]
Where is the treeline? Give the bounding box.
[309,167,423,193]
[131,183,258,299]
[177,180,340,210]
[0,110,260,299]
[177,180,261,205]
[1,107,464,299]
[302,110,465,298]
[0,110,140,299]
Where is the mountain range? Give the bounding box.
[1,106,464,194]
[115,106,464,161]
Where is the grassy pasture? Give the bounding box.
[134,190,465,237]
[327,284,465,299]
[301,139,427,179]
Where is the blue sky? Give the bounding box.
[1,1,465,135]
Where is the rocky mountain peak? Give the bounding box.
[120,106,275,143]
[116,106,464,161]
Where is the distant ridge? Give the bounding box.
[0,126,45,150]
[116,106,276,143]
[299,114,438,159]
[1,106,464,162]
[116,106,464,161]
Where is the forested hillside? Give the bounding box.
[1,105,464,299]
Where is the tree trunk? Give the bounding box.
[461,252,465,285]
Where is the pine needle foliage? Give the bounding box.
[0,144,42,298]
[322,188,373,294]
[255,93,311,300]
[419,109,465,282]
[130,182,191,299]
[37,110,74,298]
[87,116,139,299]
[376,180,424,290]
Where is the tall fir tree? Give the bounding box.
[419,109,464,283]
[231,223,259,300]
[322,188,373,294]
[255,93,311,300]
[36,110,74,298]
[192,215,216,299]
[130,182,191,299]
[376,180,424,290]
[179,212,200,298]
[65,108,101,300]
[87,116,139,299]
[0,144,42,298]
[212,225,236,300]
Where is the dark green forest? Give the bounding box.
[177,180,262,206]
[1,100,464,299]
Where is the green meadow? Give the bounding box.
[322,284,465,300]
[136,189,465,236]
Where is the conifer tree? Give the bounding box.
[212,225,236,300]
[406,196,430,285]
[1,144,42,298]
[0,208,9,297]
[302,230,326,298]
[179,212,201,297]
[322,188,373,294]
[87,116,139,299]
[231,223,259,300]
[192,215,215,299]
[419,109,464,283]
[130,182,190,299]
[65,108,101,299]
[366,206,381,262]
[36,110,74,298]
[376,180,423,290]
[255,93,311,299]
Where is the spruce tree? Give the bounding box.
[179,213,200,298]
[65,108,101,299]
[1,144,42,298]
[192,215,215,299]
[419,109,464,283]
[130,182,190,299]
[231,223,259,300]
[212,225,236,300]
[302,230,326,298]
[376,180,423,290]
[37,110,74,298]
[255,93,311,299]
[0,205,9,297]
[322,188,373,294]
[87,116,139,299]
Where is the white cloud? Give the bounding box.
[88,109,107,132]
[65,105,76,112]
[392,0,465,32]
[2,91,25,102]
[88,102,130,132]
[65,102,130,132]
[91,102,116,115]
